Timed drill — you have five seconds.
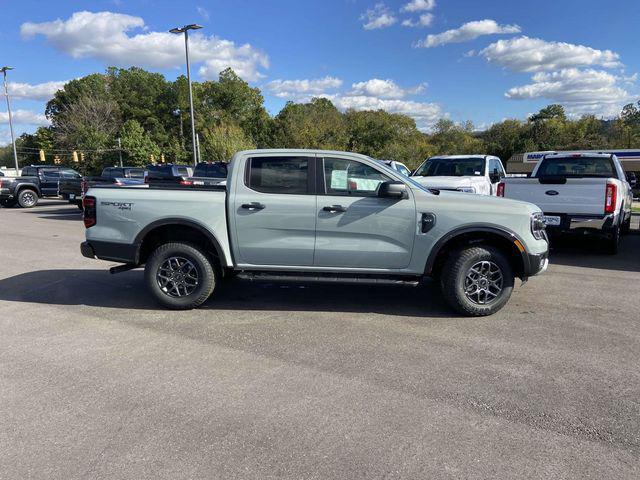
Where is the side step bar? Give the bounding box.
[237,271,421,287]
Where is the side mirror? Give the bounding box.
[626,172,637,187]
[489,168,501,183]
[378,181,408,199]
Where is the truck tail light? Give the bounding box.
[497,182,505,197]
[604,182,617,214]
[83,196,96,228]
[179,180,193,186]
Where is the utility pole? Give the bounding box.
[170,24,203,166]
[117,137,123,167]
[1,66,19,174]
[196,133,202,163]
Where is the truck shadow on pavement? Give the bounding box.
[0,269,454,317]
[23,207,83,221]
[548,231,640,273]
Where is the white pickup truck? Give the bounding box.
[411,155,506,195]
[498,152,633,253]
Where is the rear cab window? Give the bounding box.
[246,156,311,194]
[536,156,615,178]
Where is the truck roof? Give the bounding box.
[427,155,498,161]
[544,152,614,159]
[234,148,374,160]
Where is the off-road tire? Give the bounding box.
[144,242,216,310]
[621,215,631,235]
[17,189,38,208]
[440,245,515,317]
[606,224,621,255]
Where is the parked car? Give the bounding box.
[81,149,549,317]
[59,166,146,209]
[498,152,633,253]
[411,155,506,195]
[0,165,81,208]
[377,160,412,176]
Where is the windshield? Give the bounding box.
[371,157,432,194]
[535,157,615,178]
[414,158,485,177]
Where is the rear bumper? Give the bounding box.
[545,213,616,234]
[81,240,138,264]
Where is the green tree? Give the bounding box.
[120,119,161,166]
[273,98,348,150]
[52,95,121,174]
[529,104,566,122]
[344,109,433,167]
[481,119,526,162]
[430,120,486,155]
[200,122,255,162]
[195,68,272,146]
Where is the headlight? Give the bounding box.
[531,212,546,240]
[457,186,476,193]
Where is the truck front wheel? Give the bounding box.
[440,246,515,317]
[145,242,217,309]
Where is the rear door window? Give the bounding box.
[247,157,310,194]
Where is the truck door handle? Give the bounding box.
[241,202,265,210]
[323,205,347,213]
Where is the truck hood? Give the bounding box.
[411,176,481,190]
[415,186,540,216]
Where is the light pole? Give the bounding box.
[1,66,19,174]
[170,24,202,166]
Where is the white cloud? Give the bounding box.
[401,14,434,28]
[480,36,622,73]
[8,80,68,101]
[21,11,269,81]
[415,19,521,48]
[505,68,632,117]
[401,0,436,12]
[266,75,442,131]
[360,3,397,30]
[0,109,50,126]
[0,129,13,146]
[333,95,443,130]
[197,6,210,21]
[349,78,426,99]
[265,77,343,100]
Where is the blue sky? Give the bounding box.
[2,0,640,144]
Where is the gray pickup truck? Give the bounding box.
[81,149,549,316]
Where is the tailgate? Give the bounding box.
[504,178,607,215]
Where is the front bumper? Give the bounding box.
[526,251,549,277]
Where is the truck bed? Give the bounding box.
[85,185,232,266]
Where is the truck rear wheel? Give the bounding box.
[144,242,217,310]
[605,224,621,255]
[440,245,514,317]
[17,189,38,208]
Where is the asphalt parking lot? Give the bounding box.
[1,201,639,479]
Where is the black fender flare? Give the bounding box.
[133,218,226,265]
[16,183,41,197]
[424,224,531,276]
